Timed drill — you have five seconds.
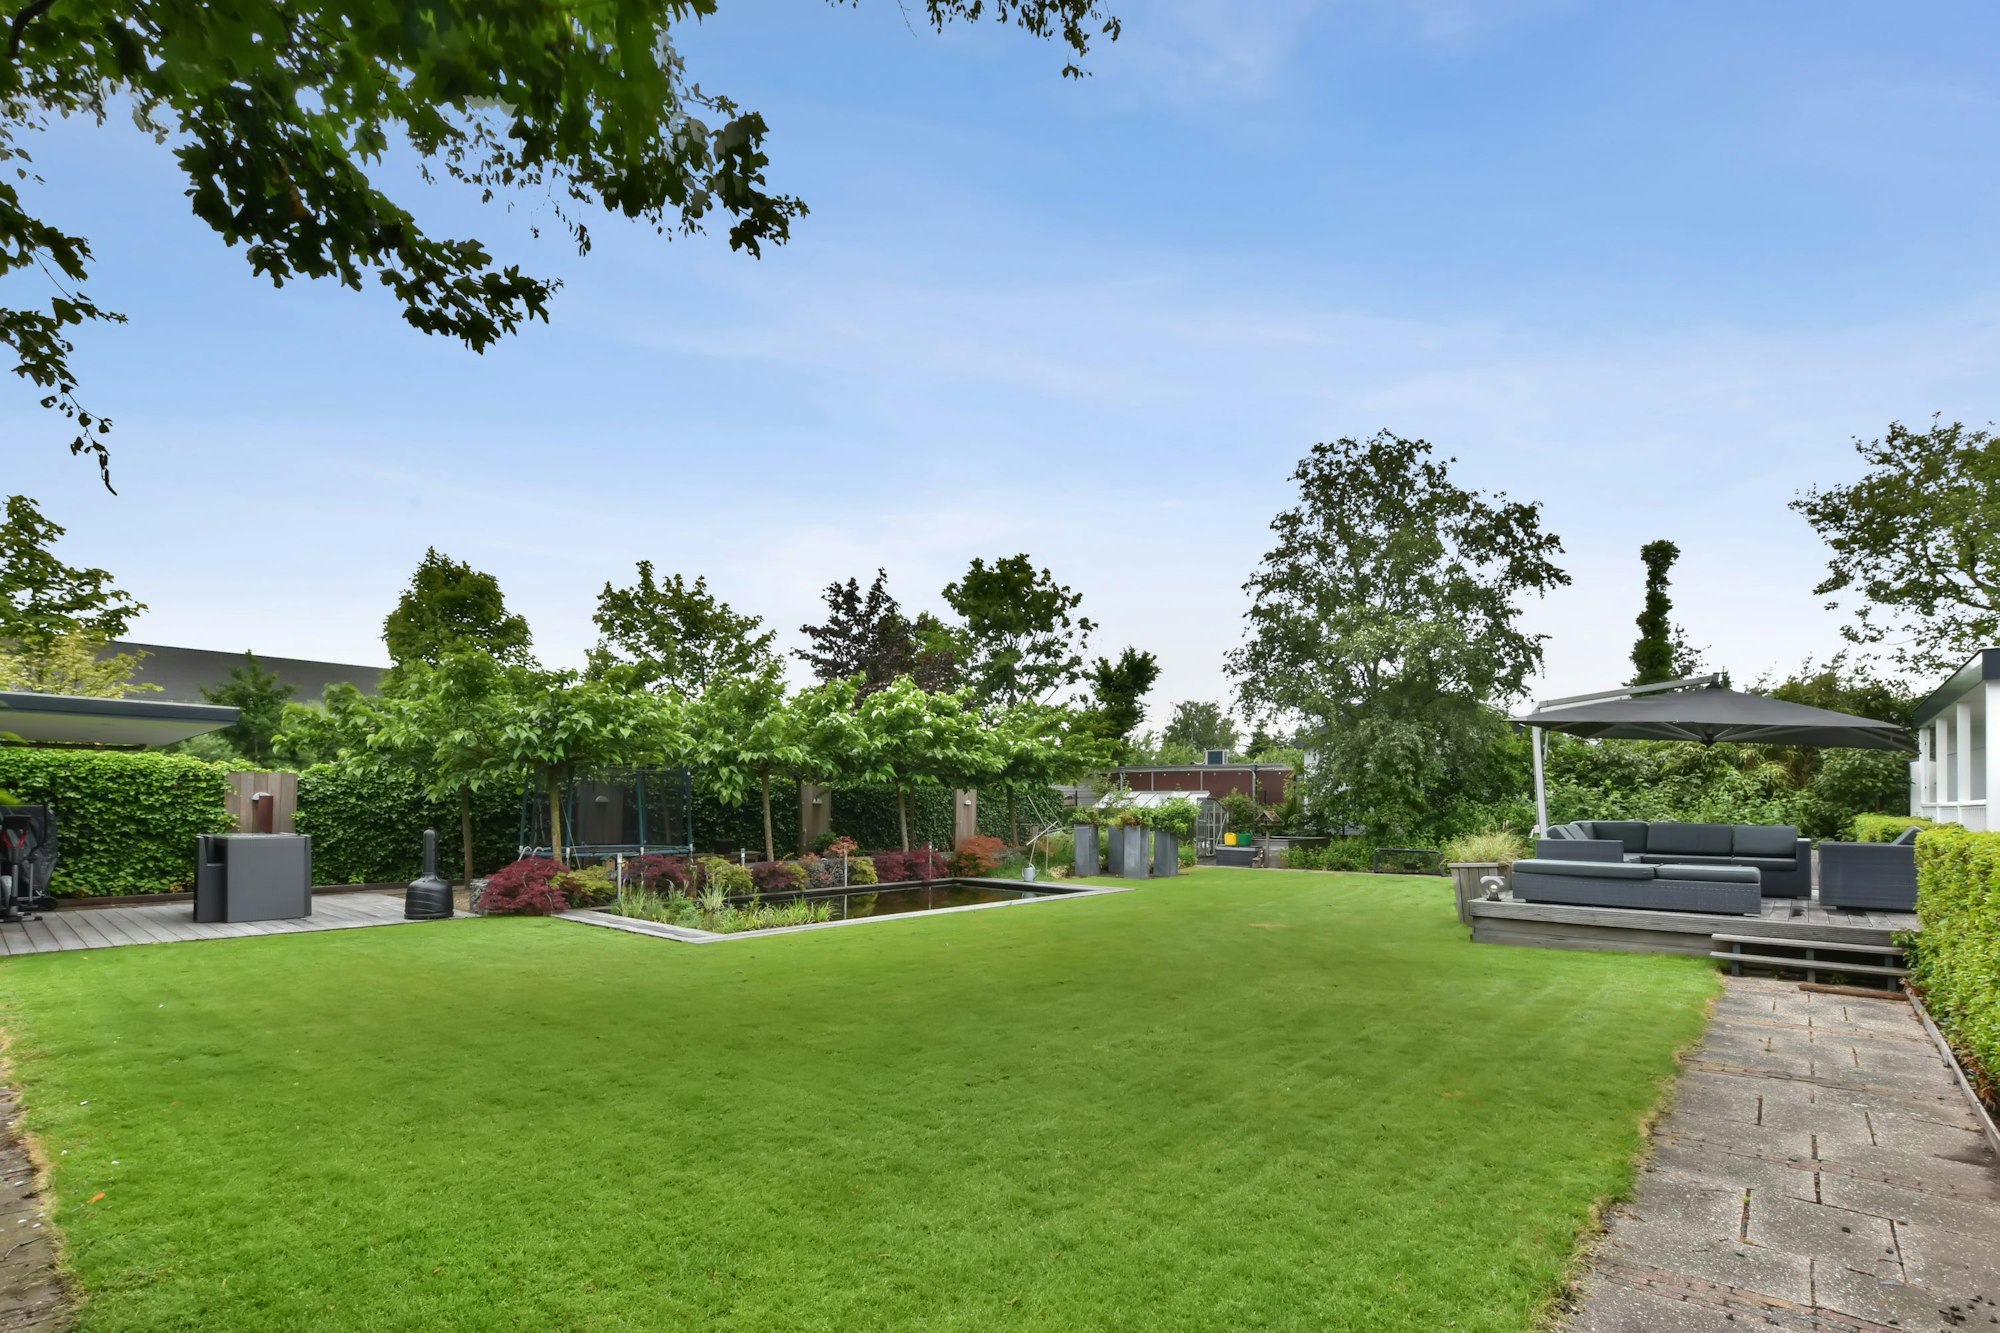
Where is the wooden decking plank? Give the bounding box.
[19,916,63,952]
[58,911,121,951]
[38,913,93,951]
[115,908,183,946]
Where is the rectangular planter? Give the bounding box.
[1073,825,1101,878]
[1152,831,1180,877]
[1107,825,1146,878]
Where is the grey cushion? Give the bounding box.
[1731,824,1800,858]
[1654,862,1758,884]
[1583,820,1649,854]
[1544,824,1581,840]
[1731,856,1798,872]
[1514,858,1656,881]
[1646,822,1733,857]
[1636,852,1737,866]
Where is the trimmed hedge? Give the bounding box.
[295,765,519,885]
[1908,829,2000,1105]
[0,749,230,896]
[827,784,956,852]
[1849,813,1948,843]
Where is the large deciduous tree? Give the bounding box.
[1792,417,2000,676]
[691,665,805,863]
[796,569,959,696]
[842,676,993,851]
[589,562,774,696]
[2,1,1118,485]
[382,548,533,675]
[1161,700,1238,756]
[0,494,142,652]
[941,554,1093,708]
[987,703,1111,845]
[1227,432,1569,841]
[362,649,519,888]
[496,669,686,862]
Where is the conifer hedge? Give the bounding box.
[1908,829,2000,1102]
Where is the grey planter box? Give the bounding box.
[1107,824,1146,878]
[1152,831,1180,876]
[195,833,312,923]
[1073,824,1101,878]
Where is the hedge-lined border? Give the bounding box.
[0,749,231,896]
[1907,829,2000,1114]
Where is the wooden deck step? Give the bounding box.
[1707,949,1908,977]
[1711,932,1904,958]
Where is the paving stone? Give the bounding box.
[1566,1279,1785,1331]
[1813,1141,2000,1201]
[1744,1189,1899,1273]
[1600,1216,1815,1306]
[1670,1074,1765,1125]
[1894,1219,2000,1297]
[1746,1092,1872,1143]
[1666,1111,1816,1160]
[1651,1137,1820,1196]
[1811,1255,1972,1331]
[1813,1172,2000,1241]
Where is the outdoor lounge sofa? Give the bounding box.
[1541,820,1811,898]
[1816,827,1920,912]
[1510,857,1762,915]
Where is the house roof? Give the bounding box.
[1912,648,2000,728]
[104,641,387,704]
[0,691,239,749]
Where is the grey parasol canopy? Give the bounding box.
[1514,684,1914,752]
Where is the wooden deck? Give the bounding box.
[1469,887,1915,959]
[0,890,422,957]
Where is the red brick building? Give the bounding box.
[1107,761,1291,806]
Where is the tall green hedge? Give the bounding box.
[976,784,1067,843]
[295,765,519,885]
[1908,829,2000,1101]
[0,749,230,896]
[828,784,957,851]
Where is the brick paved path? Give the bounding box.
[1564,976,2000,1332]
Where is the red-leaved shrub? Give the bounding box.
[949,835,1006,878]
[480,857,570,915]
[748,859,809,894]
[627,854,690,893]
[869,848,949,883]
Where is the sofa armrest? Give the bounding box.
[1534,838,1627,863]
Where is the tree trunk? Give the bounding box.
[546,769,565,863]
[1008,786,1019,847]
[459,784,475,888]
[760,770,776,863]
[897,787,910,851]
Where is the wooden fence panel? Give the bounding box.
[225,770,299,834]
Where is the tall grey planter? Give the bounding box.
[1073,824,1101,878]
[1152,831,1180,877]
[1108,824,1147,878]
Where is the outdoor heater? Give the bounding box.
[405,829,454,920]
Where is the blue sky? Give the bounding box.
[6,1,1999,720]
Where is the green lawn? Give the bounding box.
[0,868,1715,1331]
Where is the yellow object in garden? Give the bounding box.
[1224,832,1238,846]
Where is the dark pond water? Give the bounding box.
[727,880,1078,921]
